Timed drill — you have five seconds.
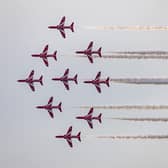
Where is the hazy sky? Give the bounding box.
[2,0,168,168]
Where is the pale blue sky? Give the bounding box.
[1,0,168,167]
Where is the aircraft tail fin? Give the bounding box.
[39,75,43,85]
[70,22,74,32]
[77,132,81,142]
[97,47,102,57]
[98,113,102,123]
[106,77,110,87]
[58,102,62,112]
[53,51,57,61]
[74,74,78,84]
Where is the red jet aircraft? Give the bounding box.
[76,107,102,129]
[36,97,62,119]
[48,16,74,38]
[17,70,43,92]
[84,72,110,93]
[32,44,57,67]
[55,126,81,148]
[76,41,102,63]
[52,68,78,90]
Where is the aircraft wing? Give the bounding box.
[28,70,34,80]
[48,110,54,118]
[42,45,48,54]
[66,126,72,136]
[87,55,93,63]
[48,97,53,105]
[59,29,66,38]
[88,107,94,116]
[87,120,93,129]
[95,84,101,93]
[59,16,65,26]
[29,83,35,92]
[87,41,93,51]
[63,68,69,77]
[63,81,70,90]
[66,139,73,148]
[42,57,49,67]
[95,72,101,80]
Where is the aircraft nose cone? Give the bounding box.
[17,80,25,82]
[76,51,82,54]
[55,135,62,138]
[76,116,81,119]
[36,106,42,109]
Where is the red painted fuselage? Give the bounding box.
[48,25,74,31]
[36,104,62,112]
[32,45,57,67]
[52,68,78,90]
[75,41,102,63]
[52,76,77,83]
[83,72,110,93]
[36,97,62,118]
[76,108,102,128]
[17,70,43,91]
[48,16,74,38]
[55,126,81,147]
[75,49,101,56]
[84,78,109,85]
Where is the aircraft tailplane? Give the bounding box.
[74,74,78,84]
[98,113,102,123]
[106,77,110,87]
[97,47,102,57]
[77,132,81,142]
[70,22,74,32]
[58,102,62,112]
[53,51,57,61]
[39,76,43,85]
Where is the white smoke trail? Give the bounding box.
[78,55,168,60]
[110,78,168,84]
[80,105,168,110]
[85,26,168,31]
[103,51,168,59]
[77,51,168,60]
[108,117,168,122]
[101,55,168,59]
[97,135,168,140]
[105,51,168,55]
